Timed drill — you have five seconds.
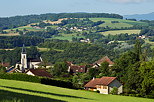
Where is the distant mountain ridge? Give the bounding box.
[124,12,154,20]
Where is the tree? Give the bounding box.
[139,61,154,98]
[88,68,99,79]
[99,62,109,76]
[110,87,118,95]
[51,62,68,76]
[0,65,6,73]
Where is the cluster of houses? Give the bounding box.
[0,45,123,94]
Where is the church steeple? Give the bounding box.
[22,44,27,54]
[21,44,27,72]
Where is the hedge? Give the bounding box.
[0,73,74,89]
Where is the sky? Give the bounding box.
[0,0,154,17]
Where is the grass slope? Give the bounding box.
[0,79,153,102]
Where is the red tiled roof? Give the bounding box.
[97,77,116,86]
[27,69,52,78]
[84,78,100,88]
[84,77,117,88]
[70,65,86,73]
[94,56,114,65]
[0,63,10,67]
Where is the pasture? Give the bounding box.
[0,79,153,102]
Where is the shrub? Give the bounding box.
[110,87,118,95]
[0,73,41,83]
[0,73,75,89]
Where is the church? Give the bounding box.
[15,45,42,72]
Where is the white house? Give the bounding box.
[84,77,123,94]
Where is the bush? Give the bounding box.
[0,73,75,89]
[110,87,118,95]
[41,78,74,89]
[0,73,41,83]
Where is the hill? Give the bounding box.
[0,79,153,102]
[124,12,154,20]
[89,18,148,28]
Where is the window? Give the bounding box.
[103,86,107,89]
[97,85,101,88]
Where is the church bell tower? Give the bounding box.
[21,44,27,71]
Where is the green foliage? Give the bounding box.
[88,68,99,78]
[40,40,115,64]
[0,36,44,49]
[110,87,118,95]
[139,61,154,98]
[99,62,109,76]
[0,65,6,73]
[0,73,41,83]
[0,73,74,89]
[51,61,68,76]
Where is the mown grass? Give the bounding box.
[101,30,141,36]
[0,79,153,102]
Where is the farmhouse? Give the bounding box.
[15,45,42,72]
[84,77,123,94]
[93,56,114,67]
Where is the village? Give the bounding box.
[0,45,123,95]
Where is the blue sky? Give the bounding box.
[0,0,154,17]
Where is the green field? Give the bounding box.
[0,79,153,102]
[52,34,85,41]
[89,18,148,28]
[101,30,141,36]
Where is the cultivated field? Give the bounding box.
[0,79,153,102]
[101,30,141,35]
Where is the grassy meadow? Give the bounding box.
[0,79,153,102]
[101,30,141,36]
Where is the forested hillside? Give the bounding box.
[0,13,123,30]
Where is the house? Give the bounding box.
[68,65,87,73]
[15,44,42,72]
[84,77,123,94]
[26,69,52,78]
[93,56,114,67]
[0,62,10,69]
